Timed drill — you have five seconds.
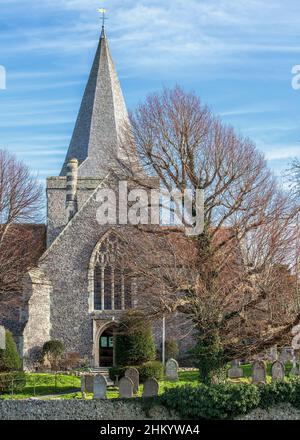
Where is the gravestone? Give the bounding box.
[269,347,278,362]
[252,360,266,384]
[279,347,294,363]
[165,358,179,381]
[84,375,94,393]
[228,360,243,379]
[231,359,240,367]
[271,360,285,382]
[292,324,300,350]
[291,359,300,376]
[93,375,107,399]
[125,367,139,394]
[119,377,133,398]
[81,376,86,399]
[143,378,159,397]
[0,326,5,350]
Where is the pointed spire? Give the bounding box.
[60,28,138,177]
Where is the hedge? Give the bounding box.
[138,361,164,382]
[115,312,156,366]
[0,330,22,372]
[259,379,300,410]
[161,383,260,419]
[160,379,300,419]
[0,371,26,393]
[42,340,64,358]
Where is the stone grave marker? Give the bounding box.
[291,359,300,376]
[292,324,300,351]
[269,347,278,362]
[271,360,285,382]
[228,360,243,379]
[0,326,5,350]
[252,360,266,385]
[279,347,294,363]
[84,375,94,393]
[119,377,133,398]
[93,375,107,399]
[81,376,86,399]
[165,358,179,381]
[125,367,139,394]
[143,378,159,398]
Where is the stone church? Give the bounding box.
[20,26,165,369]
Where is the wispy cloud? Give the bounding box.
[0,0,300,178]
[259,143,300,161]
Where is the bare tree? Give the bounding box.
[0,150,43,293]
[290,158,300,199]
[113,87,299,381]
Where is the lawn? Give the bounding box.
[0,371,199,400]
[0,364,294,400]
[0,373,81,400]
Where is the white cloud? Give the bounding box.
[262,144,300,160]
[3,0,300,66]
[1,0,300,179]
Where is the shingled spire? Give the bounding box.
[60,27,138,177]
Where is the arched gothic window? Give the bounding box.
[94,233,134,311]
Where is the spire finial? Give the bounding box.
[98,7,108,30]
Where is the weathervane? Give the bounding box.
[98,5,108,29]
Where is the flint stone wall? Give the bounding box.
[23,176,194,368]
[0,399,178,421]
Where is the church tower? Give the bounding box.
[60,26,134,178]
[22,24,158,369]
[46,25,145,246]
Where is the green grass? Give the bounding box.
[0,370,199,400]
[228,362,294,385]
[0,373,81,400]
[0,364,294,400]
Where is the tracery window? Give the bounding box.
[94,233,134,311]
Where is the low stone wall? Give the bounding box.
[0,399,178,421]
[1,399,299,420]
[236,404,300,420]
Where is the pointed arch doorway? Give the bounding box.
[94,322,118,367]
[99,327,114,367]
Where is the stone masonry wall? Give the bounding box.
[22,269,51,368]
[46,177,104,246]
[33,178,161,365]
[0,399,178,420]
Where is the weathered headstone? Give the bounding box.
[292,324,300,350]
[165,358,179,381]
[125,367,139,394]
[81,376,86,400]
[269,347,278,362]
[143,378,159,397]
[228,360,243,379]
[0,326,5,350]
[279,347,294,363]
[119,377,133,398]
[291,359,300,376]
[84,375,94,393]
[271,360,285,382]
[93,375,107,399]
[252,360,266,384]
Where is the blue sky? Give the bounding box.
[0,0,300,182]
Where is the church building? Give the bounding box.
[21,25,161,369]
